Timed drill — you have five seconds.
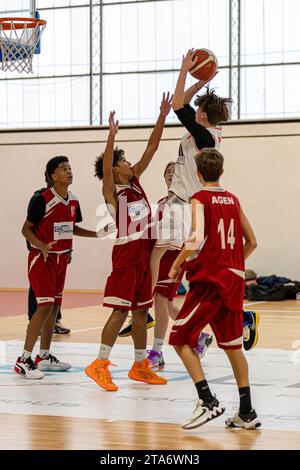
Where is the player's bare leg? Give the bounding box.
[147,294,169,368]
[101,309,129,346]
[224,349,249,388]
[35,303,72,372]
[24,304,52,352]
[153,294,170,340]
[40,303,60,351]
[174,344,205,383]
[150,246,168,292]
[168,300,179,320]
[224,349,261,429]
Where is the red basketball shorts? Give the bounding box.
[103,258,153,310]
[169,281,243,350]
[154,249,185,301]
[28,249,68,306]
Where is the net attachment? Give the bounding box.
[0,17,46,73]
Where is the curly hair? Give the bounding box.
[194,87,233,126]
[94,147,125,180]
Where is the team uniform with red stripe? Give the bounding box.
[103,176,153,310]
[156,104,222,249]
[27,187,82,306]
[154,196,185,300]
[169,187,245,350]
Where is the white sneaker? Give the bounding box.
[226,409,261,430]
[35,353,71,371]
[14,356,44,380]
[182,397,225,429]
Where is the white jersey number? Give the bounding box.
[217,218,235,250]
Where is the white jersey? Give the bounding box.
[169,127,222,202]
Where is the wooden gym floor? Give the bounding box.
[0,291,300,450]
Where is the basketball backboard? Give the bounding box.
[0,1,36,18]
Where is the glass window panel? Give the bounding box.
[31,6,90,76]
[1,76,89,128]
[103,69,230,125]
[283,65,300,117]
[37,1,89,7]
[239,66,300,119]
[103,0,229,73]
[241,0,298,65]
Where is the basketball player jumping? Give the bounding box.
[151,49,259,349]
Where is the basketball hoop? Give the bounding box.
[0,17,46,73]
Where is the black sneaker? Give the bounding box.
[226,408,261,429]
[243,310,260,350]
[182,397,225,430]
[119,312,155,337]
[53,321,71,335]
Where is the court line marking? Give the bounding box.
[243,301,266,307]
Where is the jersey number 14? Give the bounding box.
[217,218,235,249]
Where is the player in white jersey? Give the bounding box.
[151,49,232,291]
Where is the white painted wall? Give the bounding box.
[1,120,300,289]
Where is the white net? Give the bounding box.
[0,18,46,73]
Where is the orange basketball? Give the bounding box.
[189,49,218,81]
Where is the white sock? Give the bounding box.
[21,350,31,359]
[134,349,147,362]
[152,338,164,353]
[39,349,49,358]
[97,344,112,360]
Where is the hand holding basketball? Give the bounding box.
[181,49,198,73]
[160,92,173,117]
[108,111,119,137]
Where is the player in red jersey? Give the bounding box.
[15,156,98,380]
[169,148,261,430]
[147,162,213,369]
[85,93,172,392]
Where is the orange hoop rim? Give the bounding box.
[0,17,46,30]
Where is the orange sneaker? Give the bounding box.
[128,359,167,385]
[85,358,118,391]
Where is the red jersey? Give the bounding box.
[186,187,245,311]
[109,177,152,269]
[27,187,82,253]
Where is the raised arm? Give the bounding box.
[132,92,172,178]
[102,111,119,209]
[172,50,198,111]
[240,206,257,260]
[183,78,213,105]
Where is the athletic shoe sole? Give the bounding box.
[226,417,262,430]
[182,407,226,430]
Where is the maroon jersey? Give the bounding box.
[27,187,81,253]
[109,176,152,269]
[186,187,245,311]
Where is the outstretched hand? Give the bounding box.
[108,111,119,137]
[181,48,198,73]
[160,91,173,117]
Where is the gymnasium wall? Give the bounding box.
[1,120,300,290]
